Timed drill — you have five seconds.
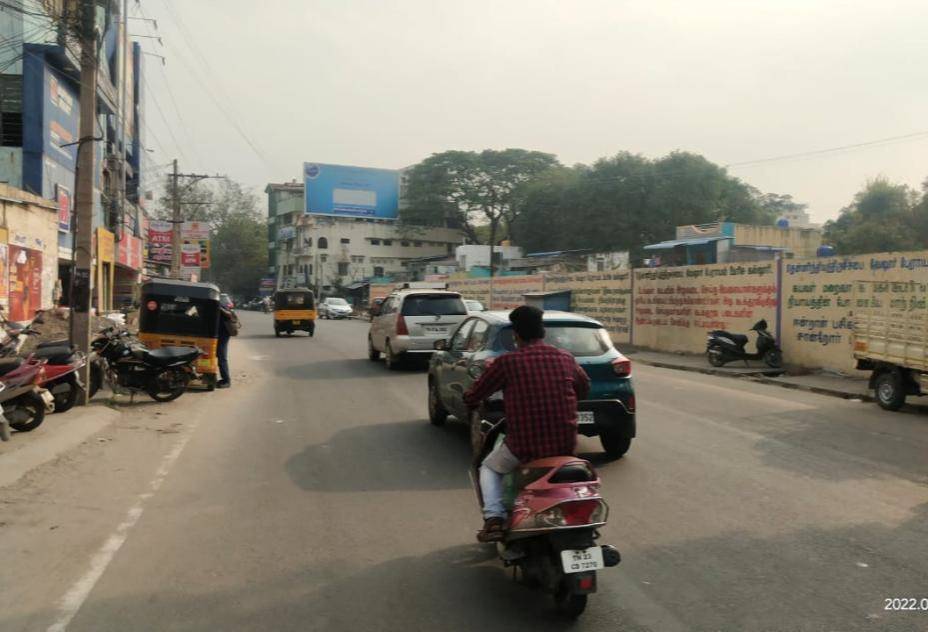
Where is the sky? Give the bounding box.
[136,0,928,224]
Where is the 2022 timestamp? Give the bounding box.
[884,598,928,611]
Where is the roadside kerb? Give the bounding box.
[632,354,873,403]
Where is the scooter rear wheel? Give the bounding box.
[50,374,81,413]
[763,349,783,368]
[553,589,587,618]
[707,346,726,367]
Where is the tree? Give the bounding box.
[514,150,779,261]
[823,178,925,254]
[400,149,560,253]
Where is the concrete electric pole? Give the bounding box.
[71,0,99,405]
[168,162,223,279]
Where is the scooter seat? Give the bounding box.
[0,357,22,376]
[33,346,76,365]
[37,339,70,349]
[713,330,748,348]
[144,346,200,366]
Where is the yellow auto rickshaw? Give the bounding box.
[273,288,316,337]
[138,279,221,389]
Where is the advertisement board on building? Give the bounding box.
[181,221,210,241]
[180,243,201,267]
[0,243,8,309]
[148,220,173,263]
[303,163,399,219]
[56,184,71,232]
[8,245,42,322]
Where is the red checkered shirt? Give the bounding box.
[464,341,590,462]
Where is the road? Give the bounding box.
[2,310,927,631]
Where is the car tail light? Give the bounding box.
[534,499,608,528]
[611,356,631,377]
[627,394,636,412]
[396,315,409,336]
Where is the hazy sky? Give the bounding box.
[137,0,928,223]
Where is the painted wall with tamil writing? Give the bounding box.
[633,262,777,353]
[546,271,633,344]
[779,251,928,372]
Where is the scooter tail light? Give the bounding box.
[534,499,608,528]
[396,315,409,336]
[611,356,631,377]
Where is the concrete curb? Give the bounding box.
[635,357,873,403]
[0,403,122,489]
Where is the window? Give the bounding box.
[305,237,312,247]
[401,241,409,247]
[370,238,381,245]
[383,239,393,246]
[451,320,476,351]
[340,238,350,244]
[351,255,364,263]
[318,237,328,249]
[498,324,612,357]
[0,74,23,147]
[373,266,384,277]
[320,254,327,262]
[401,294,467,317]
[467,319,490,351]
[414,241,422,247]
[337,262,349,275]
[307,264,313,276]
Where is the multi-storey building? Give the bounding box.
[266,180,461,294]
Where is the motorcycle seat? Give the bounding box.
[144,346,200,366]
[714,331,748,347]
[34,345,75,364]
[37,339,70,349]
[0,357,23,376]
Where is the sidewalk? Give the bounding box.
[628,349,872,401]
[0,401,122,488]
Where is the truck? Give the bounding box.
[852,280,928,410]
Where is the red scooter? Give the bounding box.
[471,419,621,618]
[0,355,54,435]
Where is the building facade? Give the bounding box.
[266,181,462,293]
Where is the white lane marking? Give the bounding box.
[46,430,195,632]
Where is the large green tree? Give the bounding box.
[823,178,926,254]
[514,151,779,260]
[400,148,560,248]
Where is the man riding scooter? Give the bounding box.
[464,305,590,542]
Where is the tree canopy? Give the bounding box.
[823,178,928,254]
[513,151,779,259]
[399,148,560,247]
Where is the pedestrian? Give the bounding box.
[217,297,240,389]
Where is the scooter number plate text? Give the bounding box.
[561,546,604,573]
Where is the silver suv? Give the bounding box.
[368,289,468,369]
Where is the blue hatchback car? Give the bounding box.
[427,311,636,458]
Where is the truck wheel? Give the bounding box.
[875,371,906,411]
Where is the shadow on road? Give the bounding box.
[279,357,426,381]
[3,544,611,631]
[286,419,473,492]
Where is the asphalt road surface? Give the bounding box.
[2,311,927,631]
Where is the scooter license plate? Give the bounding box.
[561,547,605,573]
[578,411,595,425]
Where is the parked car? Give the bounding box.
[464,299,485,313]
[427,311,636,458]
[320,297,353,320]
[368,289,468,369]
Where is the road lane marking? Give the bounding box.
[46,429,196,632]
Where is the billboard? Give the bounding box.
[303,162,399,219]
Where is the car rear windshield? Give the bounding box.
[401,294,466,316]
[498,324,612,357]
[328,298,349,306]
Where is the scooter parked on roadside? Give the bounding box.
[89,328,201,402]
[0,356,54,434]
[471,418,621,618]
[706,319,783,368]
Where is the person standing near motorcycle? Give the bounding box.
[464,305,590,542]
[217,298,240,389]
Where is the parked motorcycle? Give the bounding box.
[89,328,202,402]
[706,319,783,368]
[0,356,55,433]
[32,342,86,413]
[471,418,621,618]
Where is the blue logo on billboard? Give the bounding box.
[304,164,320,179]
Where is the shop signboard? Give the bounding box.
[180,243,201,267]
[148,220,173,263]
[0,243,8,308]
[181,221,210,241]
[56,185,71,232]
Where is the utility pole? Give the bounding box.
[168,162,223,279]
[71,0,98,405]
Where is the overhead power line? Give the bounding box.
[725,130,928,169]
